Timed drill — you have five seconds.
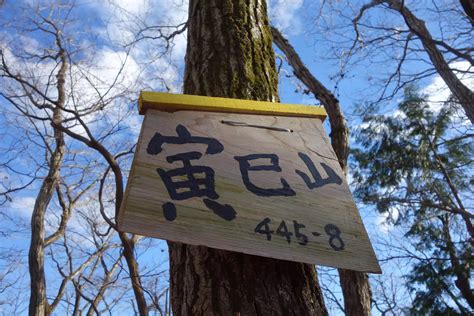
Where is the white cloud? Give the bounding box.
[65,47,177,136]
[354,61,473,133]
[421,61,474,113]
[9,196,36,218]
[105,0,150,16]
[269,0,304,34]
[71,49,140,98]
[0,44,144,137]
[90,0,188,61]
[7,194,113,248]
[7,195,76,235]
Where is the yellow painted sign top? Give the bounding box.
[139,91,327,120]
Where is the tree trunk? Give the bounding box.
[167,1,328,315]
[119,233,148,315]
[441,216,474,309]
[385,0,474,123]
[28,48,67,316]
[271,26,372,316]
[338,270,372,316]
[460,0,474,22]
[28,128,64,316]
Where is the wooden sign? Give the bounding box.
[119,92,381,273]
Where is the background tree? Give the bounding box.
[0,2,171,314]
[272,26,372,316]
[352,86,473,314]
[312,0,473,122]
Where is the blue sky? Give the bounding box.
[0,0,472,314]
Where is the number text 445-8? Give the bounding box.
[255,218,345,251]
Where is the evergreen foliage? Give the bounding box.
[352,87,473,314]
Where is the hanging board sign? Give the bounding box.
[119,91,381,273]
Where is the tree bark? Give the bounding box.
[119,233,148,315]
[28,44,67,316]
[167,1,328,315]
[460,0,474,23]
[28,116,64,316]
[337,270,372,316]
[441,216,474,309]
[271,26,372,316]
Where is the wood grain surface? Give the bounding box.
[119,109,381,273]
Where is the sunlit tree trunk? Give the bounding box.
[167,1,329,315]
